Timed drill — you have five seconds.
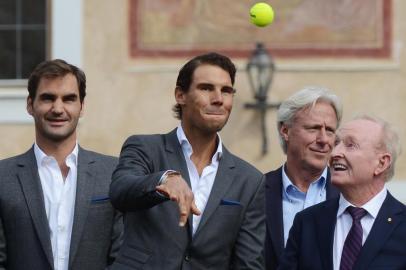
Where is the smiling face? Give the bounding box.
[27,73,83,146]
[281,101,338,175]
[175,64,234,135]
[330,119,390,192]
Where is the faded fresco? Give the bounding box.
[130,0,390,57]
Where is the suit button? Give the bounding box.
[185,255,191,261]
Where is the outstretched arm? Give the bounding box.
[109,135,200,226]
[109,135,169,211]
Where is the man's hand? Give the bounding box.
[156,174,201,226]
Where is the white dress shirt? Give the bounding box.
[333,187,387,270]
[34,143,79,270]
[176,125,222,235]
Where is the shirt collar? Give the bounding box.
[282,164,327,194]
[176,124,223,162]
[34,142,79,167]
[337,187,387,219]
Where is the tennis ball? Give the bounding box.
[250,2,274,27]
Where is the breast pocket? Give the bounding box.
[89,199,112,210]
[82,203,115,241]
[116,244,152,269]
[212,205,244,234]
[216,204,243,216]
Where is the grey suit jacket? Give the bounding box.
[109,129,266,270]
[0,146,123,270]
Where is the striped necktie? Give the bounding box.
[340,206,367,270]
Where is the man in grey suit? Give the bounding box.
[0,59,122,270]
[110,52,265,269]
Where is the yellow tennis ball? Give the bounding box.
[250,2,274,27]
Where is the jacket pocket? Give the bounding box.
[116,244,151,268]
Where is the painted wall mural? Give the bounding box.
[129,0,391,58]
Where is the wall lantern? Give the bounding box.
[245,42,280,155]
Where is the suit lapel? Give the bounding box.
[354,192,405,270]
[316,198,339,270]
[69,147,96,266]
[265,167,285,261]
[164,130,193,236]
[193,147,235,238]
[164,129,191,185]
[17,148,54,268]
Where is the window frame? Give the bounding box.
[0,0,82,123]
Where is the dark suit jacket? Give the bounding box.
[0,146,123,270]
[265,166,339,270]
[109,129,266,270]
[278,192,406,270]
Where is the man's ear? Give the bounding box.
[26,96,33,116]
[374,153,392,177]
[280,123,289,142]
[175,86,186,105]
[80,99,85,117]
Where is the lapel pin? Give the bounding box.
[387,217,392,223]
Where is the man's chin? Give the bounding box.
[331,173,350,185]
[206,122,227,133]
[305,159,329,170]
[42,129,75,142]
[311,155,331,166]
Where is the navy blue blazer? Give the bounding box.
[265,166,339,270]
[279,192,406,270]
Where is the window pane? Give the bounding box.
[22,0,46,24]
[0,0,16,25]
[0,30,16,79]
[21,29,45,78]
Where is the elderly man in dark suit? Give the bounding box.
[110,52,265,270]
[0,59,122,270]
[265,87,342,270]
[279,115,406,270]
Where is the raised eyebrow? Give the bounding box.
[38,93,56,99]
[197,83,214,89]
[339,135,358,146]
[63,93,79,100]
[221,86,236,92]
[326,126,336,132]
[304,124,322,129]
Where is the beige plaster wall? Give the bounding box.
[1,0,406,182]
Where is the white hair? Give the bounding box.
[277,86,343,154]
[352,114,401,181]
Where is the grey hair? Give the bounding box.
[277,86,343,154]
[352,115,401,181]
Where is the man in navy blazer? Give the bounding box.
[265,87,342,270]
[279,115,406,270]
[110,53,265,269]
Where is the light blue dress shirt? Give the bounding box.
[282,165,328,245]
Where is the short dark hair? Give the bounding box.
[27,59,86,102]
[173,52,236,119]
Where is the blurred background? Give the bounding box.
[1,0,405,201]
